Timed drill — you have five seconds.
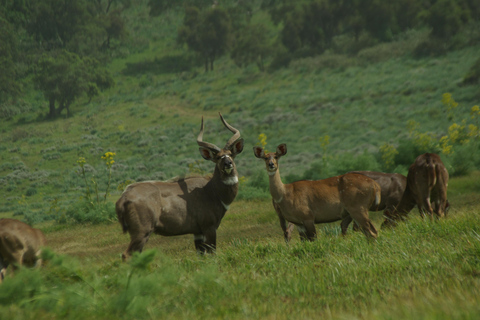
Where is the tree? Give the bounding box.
[178,6,232,72]
[0,17,21,103]
[231,23,272,71]
[148,0,177,16]
[274,1,340,55]
[26,0,127,58]
[34,50,114,118]
[421,0,464,38]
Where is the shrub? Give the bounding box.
[447,141,477,177]
[246,168,269,191]
[62,200,116,224]
[412,37,448,57]
[25,187,38,197]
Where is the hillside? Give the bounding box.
[0,0,479,221]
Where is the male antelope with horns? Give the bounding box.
[116,113,244,260]
[254,144,380,241]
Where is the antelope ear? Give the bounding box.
[199,147,217,161]
[276,144,287,157]
[230,138,244,156]
[253,146,265,159]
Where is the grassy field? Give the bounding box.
[1,1,480,318]
[0,172,480,319]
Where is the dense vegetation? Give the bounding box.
[0,1,480,317]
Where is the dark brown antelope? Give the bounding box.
[253,144,380,241]
[116,113,244,260]
[382,153,449,228]
[0,218,46,283]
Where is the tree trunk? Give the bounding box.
[48,97,56,118]
[65,101,71,117]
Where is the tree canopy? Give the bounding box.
[34,50,114,118]
[178,6,232,72]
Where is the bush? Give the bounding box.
[62,200,116,224]
[333,151,382,175]
[25,187,38,196]
[413,37,448,57]
[447,141,477,177]
[246,168,269,191]
[462,57,480,85]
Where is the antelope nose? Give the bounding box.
[224,158,233,168]
[268,162,275,169]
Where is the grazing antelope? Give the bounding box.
[341,171,407,231]
[253,144,380,241]
[116,113,244,260]
[0,218,46,283]
[382,153,449,228]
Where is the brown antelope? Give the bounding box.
[0,218,46,283]
[116,113,244,260]
[341,171,407,231]
[382,153,449,228]
[253,144,381,241]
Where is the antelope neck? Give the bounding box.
[210,166,238,211]
[268,169,286,204]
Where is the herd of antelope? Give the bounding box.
[0,113,450,281]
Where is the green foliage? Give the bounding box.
[62,198,116,224]
[34,50,114,118]
[58,152,118,225]
[148,0,179,16]
[231,23,272,71]
[302,151,381,180]
[420,0,464,38]
[379,143,399,171]
[463,57,480,85]
[0,16,20,103]
[178,6,232,72]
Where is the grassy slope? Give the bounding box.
[2,42,479,211]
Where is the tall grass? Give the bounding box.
[1,206,479,319]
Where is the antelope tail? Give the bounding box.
[426,153,437,188]
[374,184,381,207]
[115,197,129,234]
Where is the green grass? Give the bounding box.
[0,183,479,319]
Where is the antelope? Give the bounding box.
[253,144,380,241]
[341,171,407,231]
[0,218,46,283]
[382,153,449,228]
[116,113,244,260]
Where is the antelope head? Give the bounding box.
[253,144,287,176]
[197,113,244,184]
